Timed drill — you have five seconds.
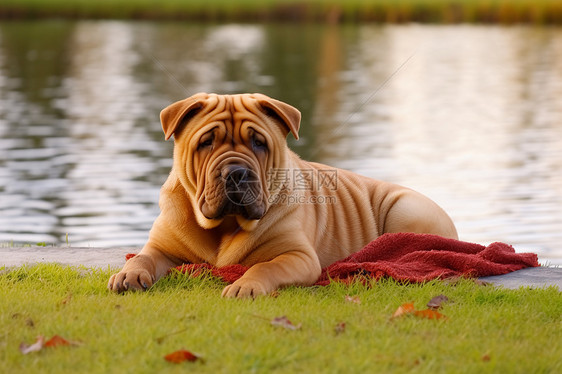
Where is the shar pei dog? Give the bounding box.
[108,93,458,297]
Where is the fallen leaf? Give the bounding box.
[164,349,200,364]
[427,294,449,310]
[391,303,447,320]
[269,290,280,298]
[334,322,346,335]
[413,309,447,320]
[44,335,72,347]
[482,353,491,362]
[19,336,44,354]
[391,303,415,319]
[271,316,301,330]
[61,293,72,305]
[345,295,361,304]
[19,335,80,354]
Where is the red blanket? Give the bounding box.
[129,233,539,285]
[315,232,539,285]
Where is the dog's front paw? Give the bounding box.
[108,269,155,293]
[221,278,270,298]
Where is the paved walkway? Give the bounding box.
[1,246,560,290]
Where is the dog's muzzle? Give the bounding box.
[201,164,266,221]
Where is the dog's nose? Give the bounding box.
[222,165,251,184]
[217,164,265,219]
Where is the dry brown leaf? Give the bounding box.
[164,349,200,364]
[61,293,72,305]
[20,335,80,354]
[427,294,450,310]
[19,336,44,354]
[391,303,415,319]
[271,316,302,330]
[334,322,346,335]
[391,303,447,320]
[413,309,447,320]
[45,335,72,347]
[345,295,361,304]
[482,353,491,362]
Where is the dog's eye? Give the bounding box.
[253,137,267,150]
[198,138,213,150]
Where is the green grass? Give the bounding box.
[1,0,562,24]
[1,264,561,373]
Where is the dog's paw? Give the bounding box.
[108,269,155,293]
[221,278,270,299]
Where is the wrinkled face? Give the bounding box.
[161,93,300,231]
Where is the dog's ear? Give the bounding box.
[254,94,301,140]
[160,94,206,140]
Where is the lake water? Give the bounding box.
[1,21,561,265]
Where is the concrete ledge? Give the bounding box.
[1,247,560,290]
[479,267,561,290]
[0,246,136,269]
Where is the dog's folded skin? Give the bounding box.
[108,93,458,297]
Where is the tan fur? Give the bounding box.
[108,93,458,297]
